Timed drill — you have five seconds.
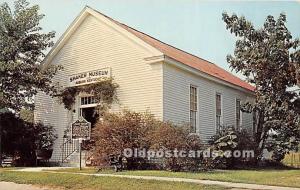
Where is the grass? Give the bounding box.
[0,169,227,190]
[51,167,300,188]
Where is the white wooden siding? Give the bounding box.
[35,15,163,161]
[34,12,254,162]
[52,15,163,116]
[162,63,253,142]
[34,92,69,161]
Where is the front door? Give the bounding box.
[80,107,99,128]
[79,96,99,128]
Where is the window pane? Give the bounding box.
[236,99,241,128]
[190,86,197,111]
[216,115,221,128]
[194,88,197,110]
[216,94,221,116]
[81,96,97,105]
[190,85,197,133]
[190,111,196,133]
[216,94,222,130]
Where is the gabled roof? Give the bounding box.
[91,8,254,92]
[44,6,254,92]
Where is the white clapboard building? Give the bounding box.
[34,6,255,165]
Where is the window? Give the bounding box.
[252,110,258,134]
[81,96,97,105]
[190,85,197,133]
[216,93,222,130]
[236,99,241,129]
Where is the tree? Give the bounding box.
[0,0,60,112]
[0,0,60,166]
[222,13,300,162]
[1,111,56,166]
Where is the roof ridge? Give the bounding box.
[114,19,251,87]
[87,7,254,92]
[121,24,216,65]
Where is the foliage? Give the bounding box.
[58,87,78,110]
[34,122,57,150]
[222,12,300,162]
[210,127,238,150]
[0,111,57,165]
[209,126,256,168]
[149,123,203,171]
[0,0,60,111]
[57,79,119,110]
[90,110,203,171]
[90,110,158,169]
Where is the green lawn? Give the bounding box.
[2,167,300,189]
[51,167,300,188]
[0,169,227,190]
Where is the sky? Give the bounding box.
[1,0,300,76]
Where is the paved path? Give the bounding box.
[12,167,300,190]
[16,167,72,172]
[0,181,56,190]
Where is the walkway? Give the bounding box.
[0,181,57,190]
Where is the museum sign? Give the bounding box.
[68,68,111,87]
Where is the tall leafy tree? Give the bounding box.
[0,0,60,111]
[222,13,300,162]
[0,0,60,164]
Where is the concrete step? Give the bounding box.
[60,151,87,167]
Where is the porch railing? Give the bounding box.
[61,137,79,163]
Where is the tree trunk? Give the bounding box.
[254,110,266,164]
[0,115,2,165]
[295,63,300,87]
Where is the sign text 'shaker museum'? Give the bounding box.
[69,68,111,86]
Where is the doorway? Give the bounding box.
[79,96,99,128]
[80,107,99,128]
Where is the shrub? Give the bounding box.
[34,122,57,150]
[90,110,158,169]
[0,111,57,166]
[150,123,203,171]
[90,110,203,171]
[209,126,256,169]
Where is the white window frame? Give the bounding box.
[215,92,223,131]
[253,110,258,133]
[189,85,198,134]
[79,96,98,108]
[235,98,242,130]
[79,95,98,118]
